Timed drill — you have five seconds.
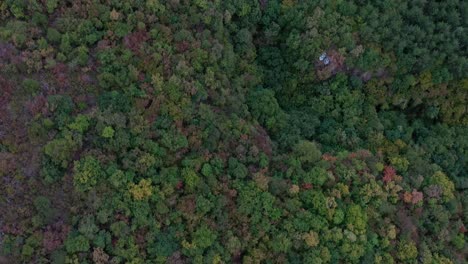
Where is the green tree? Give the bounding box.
[68,115,90,134]
[396,240,418,262]
[304,167,329,186]
[293,140,322,165]
[73,156,104,191]
[248,88,287,134]
[101,126,115,139]
[346,204,367,234]
[426,171,455,202]
[129,179,153,200]
[79,216,98,240]
[22,78,40,95]
[183,168,200,191]
[65,235,90,253]
[193,225,217,250]
[44,133,81,168]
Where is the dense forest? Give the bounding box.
[0,0,467,263]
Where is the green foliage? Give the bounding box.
[270,233,292,253]
[2,1,466,263]
[160,128,189,152]
[228,158,248,179]
[101,126,115,138]
[60,33,72,54]
[73,156,104,191]
[426,171,455,202]
[21,244,34,258]
[293,140,322,165]
[396,240,418,262]
[22,79,40,95]
[201,163,213,177]
[303,167,329,186]
[451,234,465,250]
[68,115,90,134]
[65,235,90,253]
[346,205,367,234]
[47,28,61,44]
[389,156,409,172]
[46,0,58,13]
[74,46,89,66]
[110,221,130,238]
[33,196,55,224]
[78,216,98,240]
[182,168,200,191]
[129,179,153,200]
[9,4,25,18]
[44,133,81,168]
[192,225,217,250]
[147,230,178,258]
[248,88,287,134]
[109,169,130,189]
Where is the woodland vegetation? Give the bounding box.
[0,0,467,263]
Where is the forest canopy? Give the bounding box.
[0,0,467,263]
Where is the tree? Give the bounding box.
[1,1,466,263]
[303,231,320,247]
[182,168,200,191]
[44,133,81,169]
[247,88,287,134]
[33,196,55,224]
[92,247,109,264]
[65,235,90,253]
[346,205,367,234]
[129,179,153,200]
[68,115,90,134]
[193,225,217,250]
[270,233,292,253]
[78,216,98,240]
[46,0,58,13]
[396,240,418,262]
[228,158,248,179]
[426,171,455,202]
[293,140,322,165]
[22,78,40,95]
[73,156,104,191]
[147,230,179,259]
[303,167,329,186]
